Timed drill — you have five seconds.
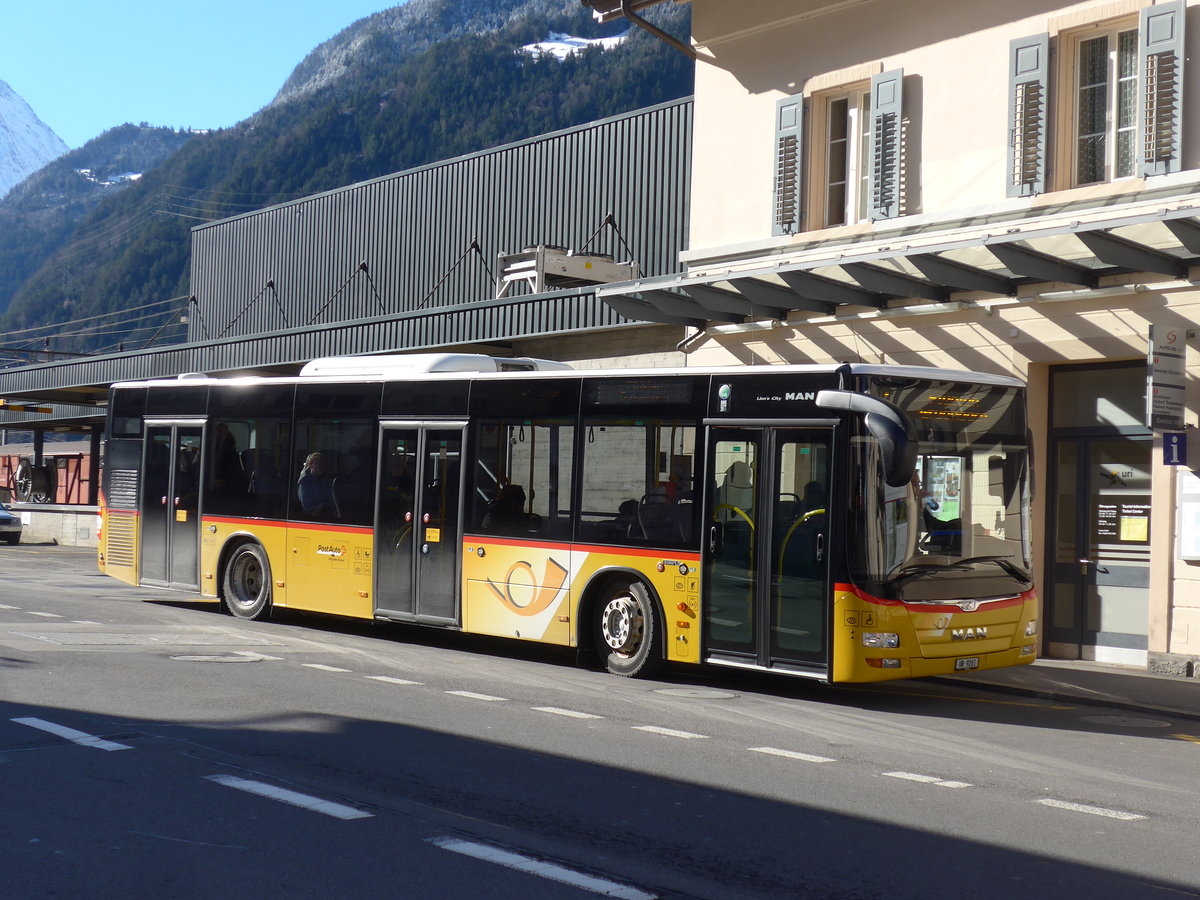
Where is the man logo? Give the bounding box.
[951,627,988,641]
[784,392,816,401]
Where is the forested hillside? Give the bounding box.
[0,0,690,354]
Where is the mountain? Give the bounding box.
[0,80,68,200]
[0,124,196,355]
[0,0,691,354]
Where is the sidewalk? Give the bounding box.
[940,658,1200,722]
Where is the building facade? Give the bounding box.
[588,0,1200,673]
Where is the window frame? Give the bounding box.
[807,82,873,229]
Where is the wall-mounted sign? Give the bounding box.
[1163,432,1187,467]
[1147,325,1186,431]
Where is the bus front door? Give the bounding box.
[140,421,204,590]
[704,427,833,673]
[374,424,464,624]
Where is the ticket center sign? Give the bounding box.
[1147,325,1186,431]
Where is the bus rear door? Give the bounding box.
[140,420,204,590]
[374,423,465,624]
[704,426,833,674]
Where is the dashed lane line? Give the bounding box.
[532,707,605,720]
[884,771,972,788]
[0,603,20,609]
[12,717,132,752]
[27,611,64,618]
[632,725,708,740]
[446,690,508,702]
[750,747,836,763]
[430,837,655,900]
[206,775,373,820]
[1172,733,1200,745]
[1035,798,1146,821]
[365,675,424,685]
[302,663,352,673]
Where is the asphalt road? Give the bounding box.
[2,544,1198,899]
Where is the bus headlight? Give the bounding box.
[862,632,900,648]
[1024,620,1038,637]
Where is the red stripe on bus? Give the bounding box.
[203,516,372,535]
[835,582,1033,611]
[462,533,701,560]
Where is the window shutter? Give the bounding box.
[1139,0,1185,176]
[1007,33,1049,197]
[869,69,903,221]
[772,94,804,236]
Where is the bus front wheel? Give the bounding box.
[223,542,272,620]
[595,581,662,678]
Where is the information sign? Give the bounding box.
[1147,325,1186,431]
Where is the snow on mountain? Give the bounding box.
[0,79,68,200]
[520,31,628,60]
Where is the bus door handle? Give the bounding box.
[708,524,720,554]
[815,533,825,564]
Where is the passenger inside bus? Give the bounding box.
[298,451,339,518]
[482,483,538,533]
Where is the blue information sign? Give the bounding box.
[1164,432,1187,466]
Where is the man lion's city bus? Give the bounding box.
[98,355,1038,682]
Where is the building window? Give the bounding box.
[1010,2,1186,196]
[1074,26,1138,185]
[823,90,872,227]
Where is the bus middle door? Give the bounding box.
[140,420,204,590]
[704,425,833,673]
[374,423,465,624]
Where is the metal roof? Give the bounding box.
[597,195,1200,327]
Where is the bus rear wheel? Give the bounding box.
[224,542,271,620]
[595,581,662,678]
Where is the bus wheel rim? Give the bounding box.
[601,595,643,654]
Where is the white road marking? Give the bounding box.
[205,775,373,820]
[12,717,132,752]
[1035,798,1147,820]
[533,706,604,720]
[0,603,20,609]
[302,663,352,673]
[365,675,423,685]
[27,611,63,618]
[884,771,972,788]
[235,651,283,660]
[750,747,836,763]
[632,725,708,740]
[446,690,507,702]
[430,837,656,900]
[72,620,102,625]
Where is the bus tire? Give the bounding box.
[223,542,272,621]
[595,581,662,678]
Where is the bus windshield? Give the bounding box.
[850,376,1033,601]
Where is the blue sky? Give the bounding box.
[1,1,403,149]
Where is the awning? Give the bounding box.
[596,202,1200,327]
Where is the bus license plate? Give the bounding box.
[955,657,980,671]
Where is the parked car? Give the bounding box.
[0,498,21,545]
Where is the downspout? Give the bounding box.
[620,0,698,60]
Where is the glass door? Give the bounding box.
[374,424,464,623]
[704,426,832,669]
[140,422,203,589]
[1048,435,1152,662]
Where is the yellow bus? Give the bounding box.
[98,355,1038,682]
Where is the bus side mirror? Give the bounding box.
[815,390,917,488]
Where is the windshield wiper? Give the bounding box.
[891,555,1029,586]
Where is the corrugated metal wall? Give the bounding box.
[190,99,692,348]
